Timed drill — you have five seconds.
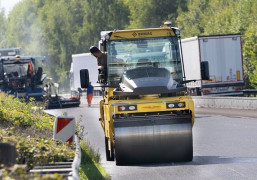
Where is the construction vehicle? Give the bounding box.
[0,55,45,100]
[80,22,195,165]
[181,34,244,96]
[43,77,81,109]
[0,55,80,108]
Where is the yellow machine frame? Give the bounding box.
[97,26,195,164]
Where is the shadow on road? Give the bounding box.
[185,156,257,166]
[195,115,212,119]
[130,156,257,167]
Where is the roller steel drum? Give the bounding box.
[114,115,193,165]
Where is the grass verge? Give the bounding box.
[79,140,110,180]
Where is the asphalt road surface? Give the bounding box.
[45,105,257,180]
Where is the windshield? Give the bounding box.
[0,60,38,78]
[107,36,183,86]
[3,63,28,77]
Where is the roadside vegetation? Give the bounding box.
[79,141,110,180]
[0,92,109,179]
[0,92,75,179]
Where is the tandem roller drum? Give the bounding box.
[114,115,193,165]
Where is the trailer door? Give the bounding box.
[199,34,243,84]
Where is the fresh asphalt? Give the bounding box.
[45,105,257,180]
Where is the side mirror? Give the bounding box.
[80,69,89,88]
[201,61,210,80]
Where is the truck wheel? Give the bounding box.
[80,69,89,88]
[105,137,114,161]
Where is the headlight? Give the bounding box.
[129,106,136,110]
[166,102,185,109]
[118,105,137,111]
[178,102,185,107]
[119,106,126,111]
[167,103,175,108]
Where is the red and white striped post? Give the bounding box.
[53,115,76,143]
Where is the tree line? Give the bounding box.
[0,0,256,88]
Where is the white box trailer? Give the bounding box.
[181,34,244,95]
[70,53,98,91]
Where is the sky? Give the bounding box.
[0,0,22,15]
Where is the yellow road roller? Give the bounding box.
[81,22,195,165]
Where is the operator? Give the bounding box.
[89,46,107,71]
[89,46,107,83]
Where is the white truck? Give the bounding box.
[70,53,99,92]
[181,34,244,96]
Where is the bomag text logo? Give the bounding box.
[132,32,137,37]
[132,32,152,37]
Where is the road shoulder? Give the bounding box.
[195,107,257,118]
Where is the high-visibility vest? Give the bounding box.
[28,62,33,73]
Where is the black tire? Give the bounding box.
[105,137,114,161]
[80,69,89,88]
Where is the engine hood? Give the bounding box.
[114,67,185,95]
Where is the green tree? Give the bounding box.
[37,0,73,84]
[240,0,257,88]
[125,0,187,29]
[3,0,257,89]
[0,8,7,48]
[177,0,257,88]
[176,0,209,37]
[4,0,44,55]
[81,0,129,49]
[201,1,241,35]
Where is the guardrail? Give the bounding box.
[69,135,81,180]
[193,96,257,110]
[29,135,81,179]
[29,135,80,179]
[242,89,257,97]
